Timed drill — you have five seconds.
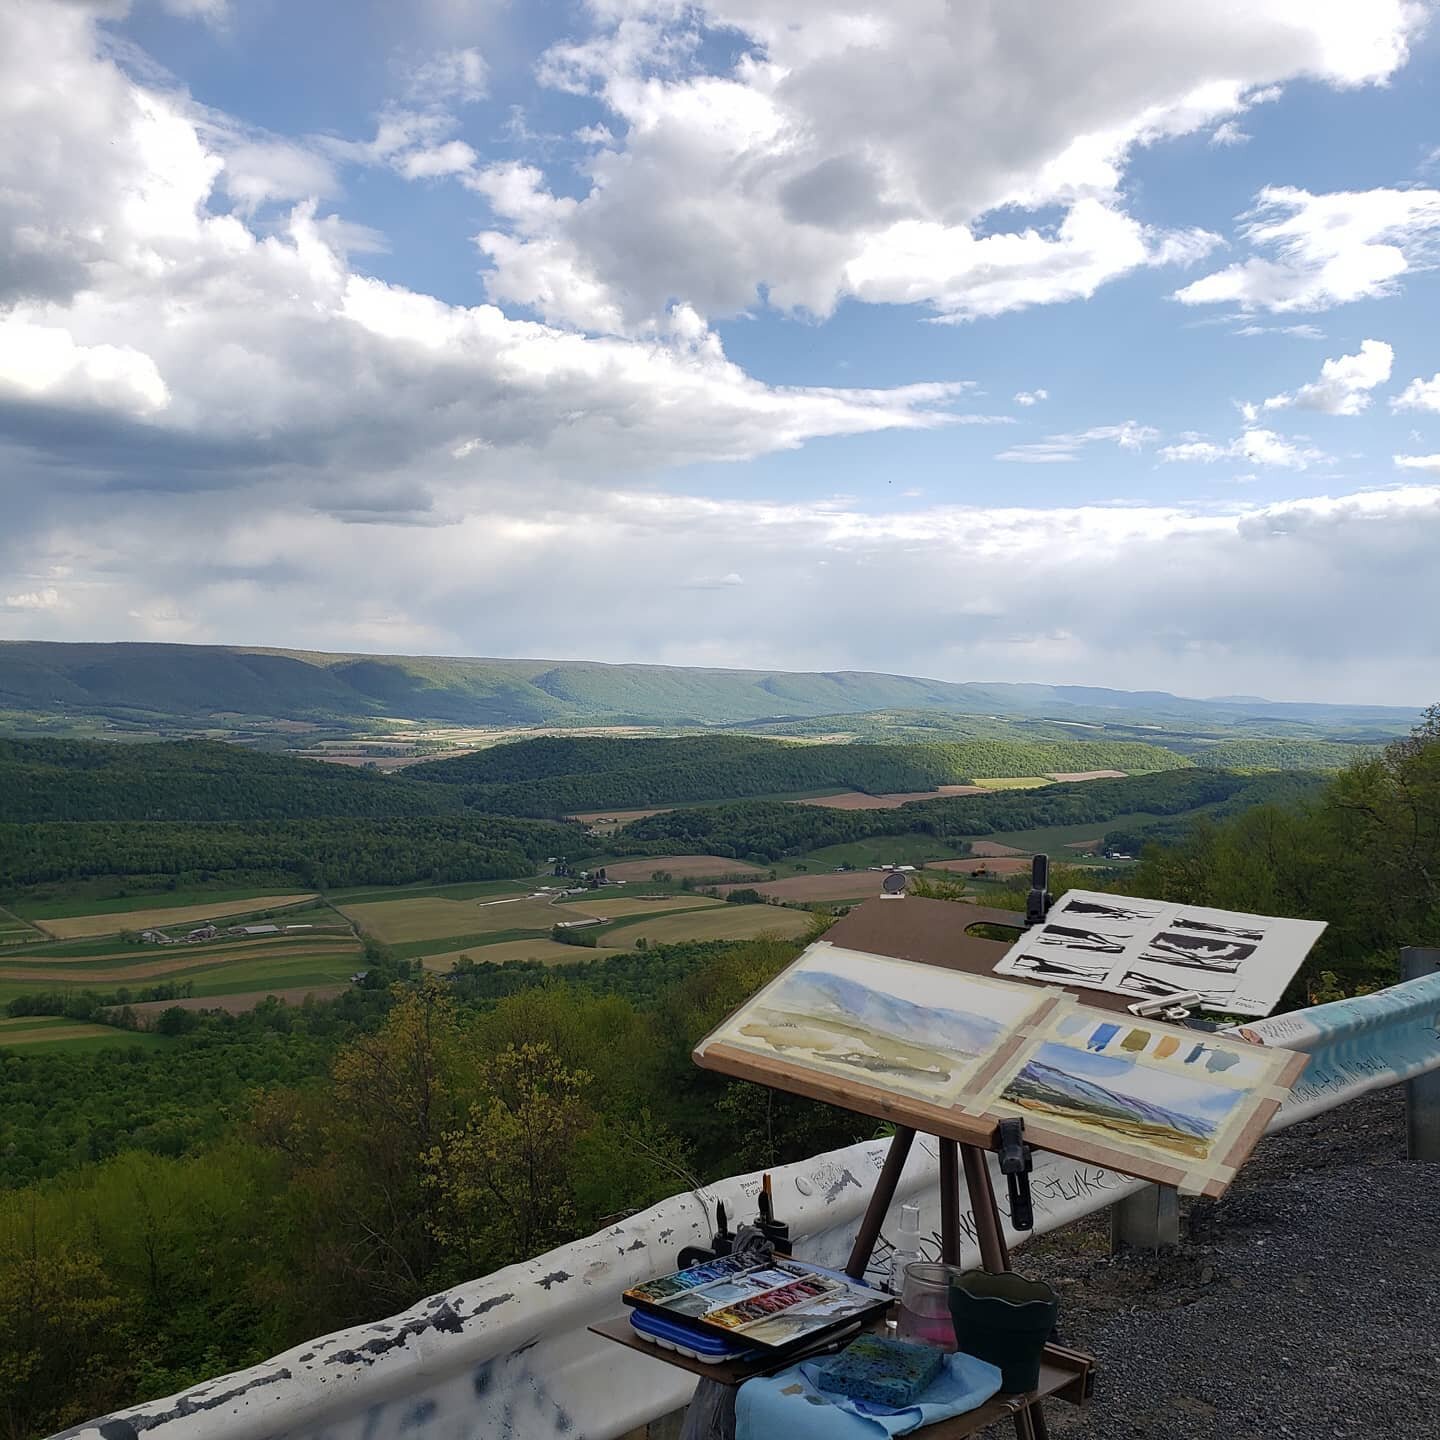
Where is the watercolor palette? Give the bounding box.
[623,1256,892,1350]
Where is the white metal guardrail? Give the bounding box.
[59,968,1440,1440]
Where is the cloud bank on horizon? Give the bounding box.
[1,0,1439,703]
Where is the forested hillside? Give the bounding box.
[0,815,587,893]
[1126,706,1440,991]
[0,738,458,823]
[615,769,1284,861]
[411,734,1191,816]
[1190,738,1370,770]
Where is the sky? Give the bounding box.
[3,1,1440,704]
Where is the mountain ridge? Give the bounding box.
[0,640,1421,732]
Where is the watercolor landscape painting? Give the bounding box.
[701,942,1046,1102]
[999,1041,1245,1161]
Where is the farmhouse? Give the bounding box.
[187,924,219,942]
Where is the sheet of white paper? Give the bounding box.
[993,890,1326,1016]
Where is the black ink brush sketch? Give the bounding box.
[1142,930,1254,972]
[1117,969,1220,999]
[1035,924,1129,954]
[1060,897,1164,924]
[1009,953,1110,985]
[1172,916,1265,943]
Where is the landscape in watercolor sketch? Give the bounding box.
[995,891,1325,1015]
[984,1008,1295,1176]
[700,942,1046,1102]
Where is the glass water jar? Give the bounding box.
[896,1261,964,1350]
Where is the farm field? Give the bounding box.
[568,806,673,830]
[337,893,559,943]
[769,835,968,876]
[10,885,324,922]
[1047,770,1128,782]
[31,893,319,940]
[978,812,1169,854]
[555,895,724,919]
[793,785,988,810]
[0,906,39,944]
[970,777,1052,790]
[968,841,1027,857]
[923,857,1033,877]
[118,984,349,1019]
[419,937,622,971]
[602,855,766,882]
[601,906,815,946]
[327,878,541,906]
[0,1016,173,1052]
[0,935,363,1004]
[716,873,888,903]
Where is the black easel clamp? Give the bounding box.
[997,1118,1035,1231]
[1025,854,1052,930]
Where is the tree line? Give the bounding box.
[0,814,592,896]
[611,769,1289,862]
[0,738,463,824]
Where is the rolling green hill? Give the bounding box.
[0,640,1419,734]
[0,738,459,823]
[1189,738,1372,770]
[408,734,1192,816]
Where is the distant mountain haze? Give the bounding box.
[0,642,1420,731]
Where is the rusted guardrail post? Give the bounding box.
[1109,1183,1179,1252]
[1401,947,1440,1161]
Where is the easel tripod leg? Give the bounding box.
[844,1125,916,1280]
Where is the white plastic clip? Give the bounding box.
[1127,991,1202,1022]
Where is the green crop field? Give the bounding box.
[979,812,1184,854]
[0,1016,175,1053]
[10,886,326,922]
[0,935,364,1005]
[325,878,544,906]
[769,834,970,876]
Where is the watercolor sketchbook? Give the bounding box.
[694,939,1308,1197]
[623,1254,891,1350]
[992,890,1326,1016]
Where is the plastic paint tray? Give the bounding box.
[628,1306,759,1362]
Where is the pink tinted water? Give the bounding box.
[896,1300,956,1351]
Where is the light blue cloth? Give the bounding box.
[735,1350,1004,1440]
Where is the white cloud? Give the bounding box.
[12,481,1440,703]
[464,1,1421,333]
[0,317,170,416]
[1233,322,1325,339]
[407,47,489,105]
[1160,427,1327,470]
[1392,373,1440,413]
[3,587,62,612]
[997,421,1156,463]
[158,0,229,22]
[1210,121,1250,147]
[219,139,340,212]
[1395,454,1440,475]
[1175,185,1440,312]
[1261,339,1393,416]
[1015,389,1049,406]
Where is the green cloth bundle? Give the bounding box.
[818,1333,946,1407]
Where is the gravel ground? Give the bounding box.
[989,1088,1440,1439]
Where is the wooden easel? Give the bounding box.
[842,1125,1068,1440]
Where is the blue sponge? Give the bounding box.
[817,1333,946,1407]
